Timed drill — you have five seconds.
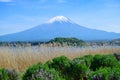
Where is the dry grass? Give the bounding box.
[0,45,120,72]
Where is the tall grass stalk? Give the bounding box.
[0,46,120,71]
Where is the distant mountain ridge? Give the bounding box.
[0,16,120,42]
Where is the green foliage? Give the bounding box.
[0,68,18,80]
[44,55,120,80]
[46,56,71,79]
[69,61,89,80]
[108,68,120,80]
[67,55,93,80]
[23,62,64,80]
[90,54,119,71]
[73,55,93,68]
[89,67,120,80]
[46,56,90,80]
[48,37,86,46]
[50,56,71,71]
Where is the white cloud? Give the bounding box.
[0,0,12,2]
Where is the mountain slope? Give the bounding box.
[0,16,120,41]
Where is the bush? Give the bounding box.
[73,55,93,68]
[0,68,18,80]
[46,56,89,80]
[108,68,120,80]
[90,54,118,71]
[23,62,64,80]
[70,55,92,80]
[89,67,120,80]
[47,56,71,73]
[46,56,71,79]
[68,55,93,79]
[69,61,89,80]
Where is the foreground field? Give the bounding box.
[0,46,120,72]
[0,53,120,80]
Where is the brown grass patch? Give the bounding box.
[0,46,120,72]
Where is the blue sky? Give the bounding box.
[0,0,120,35]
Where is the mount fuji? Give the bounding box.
[0,16,120,42]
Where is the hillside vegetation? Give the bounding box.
[47,37,86,46]
[1,37,120,47]
[0,37,86,47]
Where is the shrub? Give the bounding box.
[0,68,18,80]
[69,61,89,80]
[48,56,71,74]
[108,68,120,80]
[23,62,64,80]
[72,55,93,68]
[89,67,120,80]
[68,58,89,80]
[69,55,93,79]
[45,56,72,79]
[46,56,89,80]
[90,68,109,80]
[90,54,118,71]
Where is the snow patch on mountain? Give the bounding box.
[47,16,72,23]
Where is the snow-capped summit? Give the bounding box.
[47,16,72,23]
